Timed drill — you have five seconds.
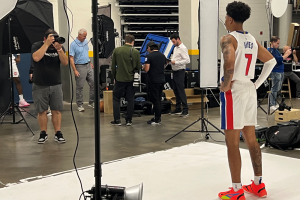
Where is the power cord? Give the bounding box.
[64,3,91,48]
[62,1,87,199]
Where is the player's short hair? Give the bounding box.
[270,36,280,43]
[226,1,251,23]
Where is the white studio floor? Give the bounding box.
[0,142,299,200]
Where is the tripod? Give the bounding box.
[165,88,224,143]
[0,16,35,135]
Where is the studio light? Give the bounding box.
[88,183,143,200]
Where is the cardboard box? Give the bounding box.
[164,89,209,110]
[287,23,300,47]
[103,90,113,114]
[275,109,300,122]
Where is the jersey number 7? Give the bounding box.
[245,54,252,76]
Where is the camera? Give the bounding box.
[291,46,300,51]
[133,72,140,87]
[278,95,291,111]
[52,34,65,44]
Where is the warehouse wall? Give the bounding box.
[180,0,270,70]
[51,0,275,100]
[50,0,121,103]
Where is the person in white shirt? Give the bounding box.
[10,54,30,107]
[169,33,190,117]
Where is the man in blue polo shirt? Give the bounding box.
[268,36,291,112]
[70,28,94,112]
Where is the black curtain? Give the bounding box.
[0,20,10,114]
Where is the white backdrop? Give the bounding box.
[199,0,219,88]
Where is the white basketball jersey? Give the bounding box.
[220,31,258,82]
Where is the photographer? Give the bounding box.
[143,41,166,125]
[268,36,291,112]
[282,46,300,98]
[111,34,141,126]
[31,29,68,144]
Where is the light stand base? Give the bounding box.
[165,117,224,143]
[0,102,35,135]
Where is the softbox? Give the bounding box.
[98,14,115,58]
[0,55,10,114]
[199,0,218,88]
[0,0,54,54]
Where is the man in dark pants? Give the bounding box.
[169,33,190,117]
[282,46,300,98]
[143,41,166,125]
[111,34,141,126]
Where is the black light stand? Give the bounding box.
[165,0,223,143]
[91,0,101,199]
[0,16,35,135]
[165,87,223,143]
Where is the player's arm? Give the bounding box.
[254,41,276,89]
[220,34,236,92]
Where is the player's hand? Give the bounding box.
[45,34,55,47]
[29,74,33,80]
[220,81,234,92]
[74,70,80,77]
[53,42,63,51]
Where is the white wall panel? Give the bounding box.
[48,0,59,32]
[220,0,269,43]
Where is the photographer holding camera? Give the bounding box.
[268,36,291,112]
[282,46,300,98]
[31,29,68,144]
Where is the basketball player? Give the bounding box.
[10,54,30,107]
[218,2,276,200]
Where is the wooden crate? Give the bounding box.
[275,109,300,122]
[103,91,113,114]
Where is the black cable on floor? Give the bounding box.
[62,1,87,199]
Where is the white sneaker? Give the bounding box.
[270,106,277,112]
[47,110,52,116]
[275,104,279,109]
[88,103,94,108]
[78,106,85,112]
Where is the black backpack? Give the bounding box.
[265,122,300,150]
